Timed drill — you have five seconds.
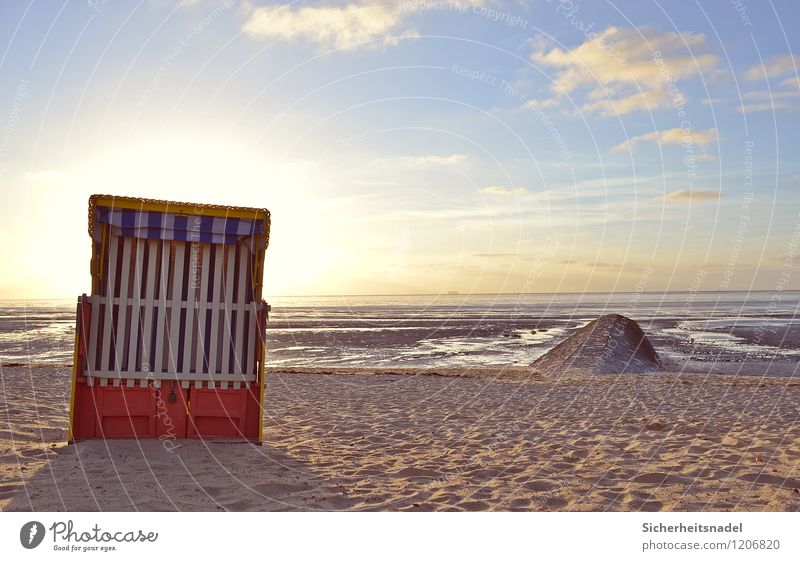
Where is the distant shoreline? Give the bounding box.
[2,288,800,302]
[1,362,796,379]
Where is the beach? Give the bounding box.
[2,364,799,512]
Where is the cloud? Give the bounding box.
[611,127,717,152]
[529,27,719,116]
[737,84,800,113]
[585,261,635,270]
[742,90,799,101]
[242,3,414,51]
[662,189,722,202]
[399,0,487,8]
[739,102,794,113]
[364,153,468,172]
[780,76,800,89]
[745,55,800,81]
[472,252,517,258]
[412,154,468,166]
[479,185,528,195]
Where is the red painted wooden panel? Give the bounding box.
[93,384,156,439]
[187,384,257,439]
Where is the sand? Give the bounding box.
[2,364,800,511]
[532,314,662,374]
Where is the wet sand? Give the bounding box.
[2,364,800,511]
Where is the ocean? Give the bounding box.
[1,291,798,375]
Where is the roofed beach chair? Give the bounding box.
[68,195,270,442]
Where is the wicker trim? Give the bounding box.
[87,194,271,249]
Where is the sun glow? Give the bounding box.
[1,136,349,299]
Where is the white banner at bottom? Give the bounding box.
[1,512,798,561]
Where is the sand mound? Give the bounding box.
[532,314,662,374]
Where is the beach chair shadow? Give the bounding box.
[5,436,356,511]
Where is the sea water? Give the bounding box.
[2,291,797,375]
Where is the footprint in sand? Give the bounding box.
[537,496,568,510]
[523,480,559,492]
[632,500,664,512]
[459,500,491,511]
[630,472,690,485]
[739,472,800,489]
[508,498,531,509]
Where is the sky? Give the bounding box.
[0,0,798,299]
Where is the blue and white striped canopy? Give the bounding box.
[94,207,263,244]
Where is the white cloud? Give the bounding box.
[738,85,798,112]
[524,97,560,110]
[242,3,414,51]
[479,185,528,195]
[780,76,800,89]
[412,154,468,166]
[662,189,721,202]
[611,127,717,152]
[529,27,719,116]
[740,57,800,112]
[741,90,798,101]
[745,55,800,81]
[400,0,487,9]
[739,102,795,113]
[364,153,468,171]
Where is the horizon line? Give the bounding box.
[2,288,798,302]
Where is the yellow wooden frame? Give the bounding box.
[67,302,81,442]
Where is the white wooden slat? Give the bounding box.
[181,380,189,389]
[233,244,248,374]
[153,241,170,374]
[113,378,121,388]
[221,245,235,374]
[246,303,256,376]
[127,239,145,372]
[220,381,228,390]
[100,378,108,387]
[140,240,158,374]
[87,377,94,386]
[88,293,101,374]
[114,237,132,373]
[233,381,240,390]
[182,242,197,374]
[195,380,202,389]
[100,235,120,372]
[195,243,211,374]
[126,378,134,388]
[208,245,224,375]
[167,242,185,372]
